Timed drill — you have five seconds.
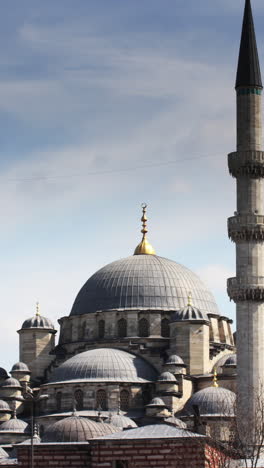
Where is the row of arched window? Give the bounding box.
[98,317,170,339]
[55,388,130,412]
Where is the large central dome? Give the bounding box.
[70,255,219,316]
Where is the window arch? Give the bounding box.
[161,318,170,337]
[96,389,107,410]
[98,320,105,339]
[74,389,84,411]
[138,318,149,337]
[117,318,127,338]
[56,392,62,412]
[120,389,130,411]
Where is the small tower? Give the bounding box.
[170,294,210,375]
[227,0,264,430]
[17,303,56,384]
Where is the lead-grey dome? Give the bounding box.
[70,255,219,316]
[48,348,158,384]
[42,416,115,442]
[11,362,30,373]
[184,387,236,417]
[0,377,21,389]
[0,418,30,433]
[172,305,209,322]
[0,400,11,412]
[106,414,138,430]
[21,315,54,330]
[158,372,177,382]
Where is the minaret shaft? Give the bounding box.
[228,0,264,432]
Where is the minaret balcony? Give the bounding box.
[228,151,264,178]
[227,276,264,301]
[228,214,264,241]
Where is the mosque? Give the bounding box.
[0,0,262,466]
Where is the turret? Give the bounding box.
[17,304,56,384]
[227,0,264,433]
[170,295,210,375]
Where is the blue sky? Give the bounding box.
[1,0,264,371]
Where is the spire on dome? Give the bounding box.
[36,302,40,316]
[134,204,156,256]
[236,0,262,89]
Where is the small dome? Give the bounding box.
[222,354,237,367]
[158,372,177,382]
[0,447,8,459]
[172,305,209,322]
[70,255,219,316]
[21,315,54,330]
[184,387,236,417]
[0,417,30,433]
[0,368,8,380]
[42,416,115,442]
[11,362,30,373]
[146,398,167,408]
[49,348,158,384]
[215,354,237,375]
[0,400,11,412]
[106,414,138,430]
[96,422,120,435]
[164,417,187,429]
[165,355,184,366]
[0,377,21,389]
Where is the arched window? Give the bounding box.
[98,320,105,339]
[161,318,170,337]
[120,389,130,411]
[74,389,84,411]
[56,392,62,412]
[138,318,149,337]
[117,318,127,338]
[96,389,107,410]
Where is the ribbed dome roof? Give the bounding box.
[0,377,21,389]
[158,372,177,382]
[11,362,30,373]
[0,400,11,412]
[42,416,117,442]
[0,418,30,433]
[106,414,138,430]
[215,354,237,375]
[172,305,209,322]
[147,398,167,408]
[184,387,236,417]
[48,348,158,384]
[165,417,187,429]
[223,354,237,367]
[70,255,219,316]
[21,315,54,330]
[165,355,184,365]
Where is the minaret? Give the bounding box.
[227,0,263,429]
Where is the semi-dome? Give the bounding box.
[48,348,158,384]
[172,304,209,322]
[42,415,116,442]
[70,255,219,316]
[11,362,30,373]
[184,386,236,417]
[21,314,54,330]
[106,414,138,430]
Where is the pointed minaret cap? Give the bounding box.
[134,204,156,256]
[236,0,262,89]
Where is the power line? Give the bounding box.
[2,151,223,183]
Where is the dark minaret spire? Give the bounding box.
[236,0,262,89]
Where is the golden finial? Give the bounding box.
[213,368,219,388]
[187,292,193,307]
[36,302,40,316]
[134,204,156,256]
